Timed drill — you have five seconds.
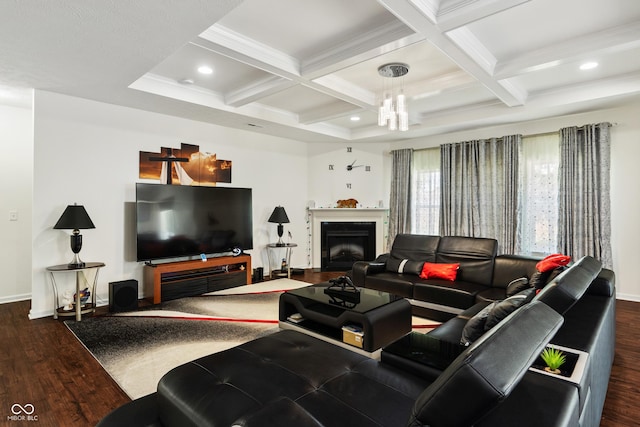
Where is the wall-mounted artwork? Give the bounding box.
[139,143,232,185]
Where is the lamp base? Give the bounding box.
[68,262,86,269]
[68,252,85,269]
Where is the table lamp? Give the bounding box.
[53,204,95,268]
[268,206,290,246]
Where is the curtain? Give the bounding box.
[388,148,413,249]
[558,123,612,268]
[440,135,522,253]
[411,147,441,235]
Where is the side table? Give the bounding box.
[266,243,297,278]
[47,262,105,321]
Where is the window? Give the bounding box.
[410,135,560,256]
[519,134,559,255]
[411,148,440,235]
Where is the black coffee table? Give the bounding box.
[279,283,412,354]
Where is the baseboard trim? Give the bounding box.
[0,293,31,305]
[616,292,640,303]
[28,300,109,320]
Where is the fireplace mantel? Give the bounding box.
[308,208,388,269]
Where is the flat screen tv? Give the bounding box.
[136,183,253,262]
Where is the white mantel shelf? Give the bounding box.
[308,208,387,212]
[308,208,389,269]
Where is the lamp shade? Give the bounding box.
[53,204,95,230]
[268,206,290,224]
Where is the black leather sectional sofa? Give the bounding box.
[98,302,564,427]
[97,236,615,427]
[353,234,548,320]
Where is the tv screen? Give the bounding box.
[136,183,253,262]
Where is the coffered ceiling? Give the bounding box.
[1,0,640,143]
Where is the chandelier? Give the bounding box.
[377,63,409,132]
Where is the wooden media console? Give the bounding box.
[144,254,252,304]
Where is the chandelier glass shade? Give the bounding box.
[377,63,409,132]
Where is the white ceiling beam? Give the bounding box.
[407,0,439,23]
[302,20,418,79]
[310,74,377,108]
[298,103,364,125]
[445,26,496,74]
[436,0,532,31]
[197,22,398,111]
[495,21,640,79]
[526,71,640,108]
[131,73,353,140]
[378,0,527,106]
[196,24,301,78]
[225,76,295,107]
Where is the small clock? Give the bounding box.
[346,160,364,171]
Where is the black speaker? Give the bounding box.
[109,280,138,312]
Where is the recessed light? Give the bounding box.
[198,65,213,75]
[580,62,598,71]
[350,116,361,121]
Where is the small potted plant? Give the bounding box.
[540,347,566,374]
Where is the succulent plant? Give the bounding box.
[541,347,566,372]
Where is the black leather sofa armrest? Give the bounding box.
[587,268,615,296]
[351,254,389,286]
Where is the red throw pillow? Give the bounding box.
[536,254,571,273]
[420,262,460,281]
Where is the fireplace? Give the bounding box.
[309,208,387,270]
[321,221,376,271]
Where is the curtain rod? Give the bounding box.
[409,122,618,154]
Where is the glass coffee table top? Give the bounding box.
[285,284,404,314]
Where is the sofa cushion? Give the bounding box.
[484,288,536,330]
[530,266,566,289]
[435,236,498,286]
[386,257,424,275]
[461,288,536,346]
[491,255,539,288]
[364,273,415,298]
[426,302,489,345]
[413,279,487,310]
[506,277,530,297]
[419,262,459,281]
[389,234,440,262]
[460,304,491,345]
[475,287,507,303]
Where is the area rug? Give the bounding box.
[65,279,439,399]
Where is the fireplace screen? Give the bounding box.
[321,221,376,271]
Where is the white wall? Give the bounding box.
[30,91,311,318]
[393,99,640,301]
[7,90,640,317]
[307,141,390,209]
[0,103,33,303]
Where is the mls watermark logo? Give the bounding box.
[7,404,38,422]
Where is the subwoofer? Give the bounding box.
[109,279,138,312]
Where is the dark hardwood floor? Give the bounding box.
[0,269,636,426]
